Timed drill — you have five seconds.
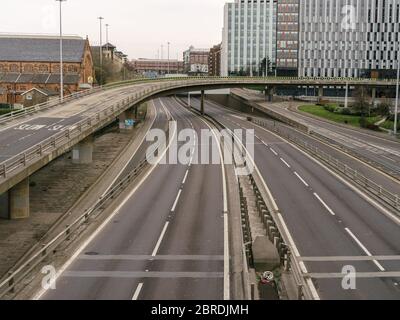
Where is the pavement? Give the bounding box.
[38,97,227,300]
[186,97,400,300]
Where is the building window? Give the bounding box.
[39,65,49,73]
[24,65,34,73]
[10,64,19,72]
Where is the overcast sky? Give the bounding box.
[1,0,228,60]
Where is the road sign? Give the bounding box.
[125,119,135,127]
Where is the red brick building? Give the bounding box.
[183,46,210,75]
[132,58,184,75]
[0,35,94,105]
[208,44,221,76]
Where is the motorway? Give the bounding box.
[234,89,400,178]
[38,98,226,300]
[186,97,400,300]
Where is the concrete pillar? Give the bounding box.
[200,90,205,115]
[252,236,280,271]
[9,178,30,219]
[119,109,135,132]
[318,86,324,99]
[371,87,377,105]
[265,86,275,102]
[72,136,94,164]
[0,191,9,219]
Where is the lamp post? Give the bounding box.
[395,59,399,136]
[56,0,67,102]
[98,16,104,85]
[167,42,170,74]
[105,23,110,52]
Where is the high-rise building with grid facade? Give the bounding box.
[222,0,400,79]
[221,0,277,76]
[299,0,400,78]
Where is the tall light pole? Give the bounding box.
[98,17,104,85]
[105,23,110,52]
[56,0,67,102]
[395,59,400,136]
[167,42,170,74]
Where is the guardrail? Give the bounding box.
[0,80,186,183]
[196,107,316,300]
[252,119,400,213]
[1,75,397,125]
[0,158,149,299]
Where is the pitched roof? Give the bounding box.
[0,35,87,63]
[21,87,58,97]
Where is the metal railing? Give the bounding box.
[0,158,149,299]
[1,75,398,125]
[0,80,181,183]
[200,110,315,300]
[252,119,400,213]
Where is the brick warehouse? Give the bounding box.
[0,34,94,106]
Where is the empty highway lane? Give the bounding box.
[188,97,400,300]
[39,98,226,300]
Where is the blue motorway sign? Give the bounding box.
[125,119,135,127]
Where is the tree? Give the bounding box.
[352,86,370,127]
[376,99,392,117]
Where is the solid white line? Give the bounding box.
[131,282,144,300]
[229,128,320,300]
[270,148,278,156]
[280,158,291,168]
[198,117,230,300]
[182,170,189,184]
[251,120,400,226]
[345,228,386,272]
[313,193,336,216]
[33,104,178,301]
[151,222,170,257]
[171,190,182,212]
[294,172,309,187]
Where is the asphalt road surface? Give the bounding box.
[40,98,226,300]
[187,97,400,300]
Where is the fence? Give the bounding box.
[252,119,400,213]
[0,158,149,299]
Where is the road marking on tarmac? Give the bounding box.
[345,228,386,272]
[313,193,336,216]
[182,170,189,184]
[171,189,182,212]
[280,158,291,168]
[270,148,278,156]
[294,172,309,187]
[131,282,144,300]
[152,222,170,257]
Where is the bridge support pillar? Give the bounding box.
[119,108,136,132]
[265,86,276,102]
[201,90,205,115]
[371,88,377,105]
[72,136,94,164]
[0,178,30,220]
[318,86,324,99]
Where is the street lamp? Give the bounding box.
[105,23,110,52]
[394,59,399,136]
[98,16,104,85]
[56,0,67,102]
[167,42,170,74]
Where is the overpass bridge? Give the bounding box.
[0,76,398,219]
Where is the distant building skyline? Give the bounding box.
[1,0,228,61]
